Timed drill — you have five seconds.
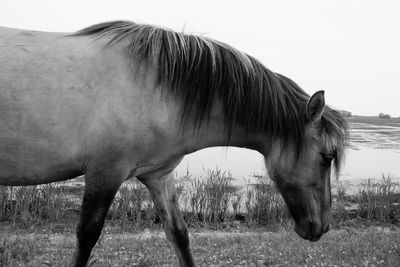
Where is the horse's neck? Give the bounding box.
[178,105,265,155]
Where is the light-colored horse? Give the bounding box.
[0,21,348,266]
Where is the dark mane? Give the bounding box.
[73,20,348,171]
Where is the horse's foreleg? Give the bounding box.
[70,169,124,267]
[139,171,195,267]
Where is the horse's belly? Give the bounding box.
[0,135,83,186]
[0,156,83,186]
[0,169,82,186]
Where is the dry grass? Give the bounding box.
[244,175,288,226]
[357,174,400,221]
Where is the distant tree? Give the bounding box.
[340,110,352,117]
[379,112,391,119]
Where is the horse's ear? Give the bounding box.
[307,90,325,122]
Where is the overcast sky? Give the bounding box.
[1,0,399,117]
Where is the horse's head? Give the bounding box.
[264,91,346,242]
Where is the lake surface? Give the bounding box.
[175,116,400,183]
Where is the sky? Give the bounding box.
[1,0,399,117]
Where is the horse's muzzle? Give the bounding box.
[294,220,330,242]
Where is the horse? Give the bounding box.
[0,21,348,266]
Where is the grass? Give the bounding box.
[331,174,400,226]
[357,174,400,222]
[244,175,289,226]
[0,183,79,227]
[180,169,238,225]
[1,225,399,266]
[1,171,400,229]
[0,169,289,230]
[1,171,400,265]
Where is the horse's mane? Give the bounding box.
[73,20,348,173]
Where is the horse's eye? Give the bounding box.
[320,150,336,164]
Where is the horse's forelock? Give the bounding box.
[321,108,349,178]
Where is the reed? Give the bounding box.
[0,184,73,226]
[357,174,399,222]
[108,179,154,230]
[1,171,399,229]
[182,169,238,226]
[244,175,288,226]
[332,184,348,224]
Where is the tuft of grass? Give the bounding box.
[0,183,77,226]
[357,174,400,222]
[182,169,238,226]
[108,179,155,231]
[244,175,288,226]
[332,184,349,224]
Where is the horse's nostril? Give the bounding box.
[309,221,317,235]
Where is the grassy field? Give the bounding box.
[1,173,399,266]
[1,223,399,266]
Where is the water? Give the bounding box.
[340,148,400,180]
[175,118,400,183]
[343,120,400,181]
[175,147,266,184]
